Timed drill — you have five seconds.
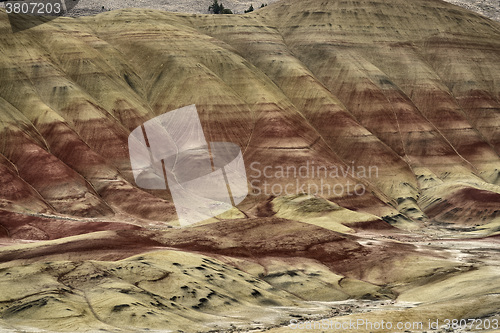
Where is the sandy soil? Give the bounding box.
[444,0,500,21]
[0,0,499,331]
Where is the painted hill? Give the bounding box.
[0,0,499,232]
[0,0,500,331]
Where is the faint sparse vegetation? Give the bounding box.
[208,0,233,14]
[112,304,130,312]
[295,197,340,213]
[251,289,262,297]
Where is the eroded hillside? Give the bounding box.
[0,0,499,331]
